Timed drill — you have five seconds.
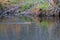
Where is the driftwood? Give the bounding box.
[47,0,60,16]
[0,0,60,19]
[0,2,39,18]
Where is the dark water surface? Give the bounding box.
[0,17,60,40]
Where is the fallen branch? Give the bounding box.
[0,3,38,18]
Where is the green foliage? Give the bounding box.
[0,4,3,8]
[21,0,49,10]
[21,3,32,11]
[10,0,21,4]
[0,4,4,8]
[0,4,6,10]
[37,2,49,9]
[21,4,29,11]
[9,0,49,10]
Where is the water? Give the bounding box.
[0,16,59,40]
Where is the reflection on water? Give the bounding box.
[0,17,60,40]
